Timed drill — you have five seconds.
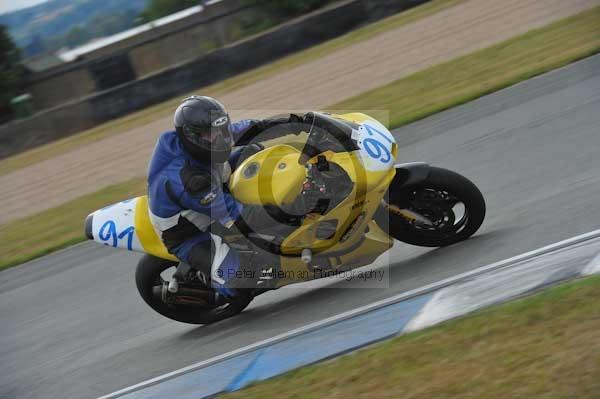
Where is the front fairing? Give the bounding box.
[229,112,398,255]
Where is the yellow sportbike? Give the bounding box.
[85,113,485,324]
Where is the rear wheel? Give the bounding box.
[374,166,485,247]
[135,255,252,324]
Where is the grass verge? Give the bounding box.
[0,178,146,271]
[1,7,599,269]
[221,275,600,399]
[0,0,466,176]
[331,6,600,127]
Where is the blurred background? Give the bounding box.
[0,0,417,157]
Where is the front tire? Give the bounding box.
[374,166,485,247]
[135,254,252,324]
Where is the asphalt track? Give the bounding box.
[2,55,600,399]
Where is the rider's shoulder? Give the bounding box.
[157,130,178,145]
[153,131,183,161]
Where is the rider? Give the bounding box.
[147,95,303,300]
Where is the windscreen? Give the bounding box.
[299,113,360,163]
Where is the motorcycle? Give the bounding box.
[84,112,485,324]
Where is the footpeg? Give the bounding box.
[167,277,179,293]
[301,248,312,263]
[260,267,274,280]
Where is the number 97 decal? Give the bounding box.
[362,137,391,163]
[359,123,394,164]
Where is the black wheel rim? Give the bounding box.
[391,187,470,238]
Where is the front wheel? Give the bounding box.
[135,255,252,324]
[374,166,485,247]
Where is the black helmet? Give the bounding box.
[174,96,234,163]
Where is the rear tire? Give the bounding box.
[135,254,252,324]
[374,166,485,247]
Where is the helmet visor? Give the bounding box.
[183,120,233,152]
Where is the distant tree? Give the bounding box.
[140,0,199,23]
[64,25,90,48]
[90,9,139,37]
[0,0,147,56]
[0,25,24,122]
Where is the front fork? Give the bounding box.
[383,202,433,226]
[383,162,434,226]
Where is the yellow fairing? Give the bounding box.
[276,220,392,287]
[336,112,376,124]
[229,144,305,206]
[229,112,396,257]
[280,150,395,254]
[134,196,177,261]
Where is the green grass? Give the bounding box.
[221,275,600,399]
[1,7,600,269]
[0,0,466,177]
[331,6,600,127]
[0,178,146,270]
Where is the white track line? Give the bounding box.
[99,229,600,399]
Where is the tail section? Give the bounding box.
[85,196,176,261]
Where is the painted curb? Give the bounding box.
[100,229,600,399]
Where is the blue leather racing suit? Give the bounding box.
[147,118,288,297]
